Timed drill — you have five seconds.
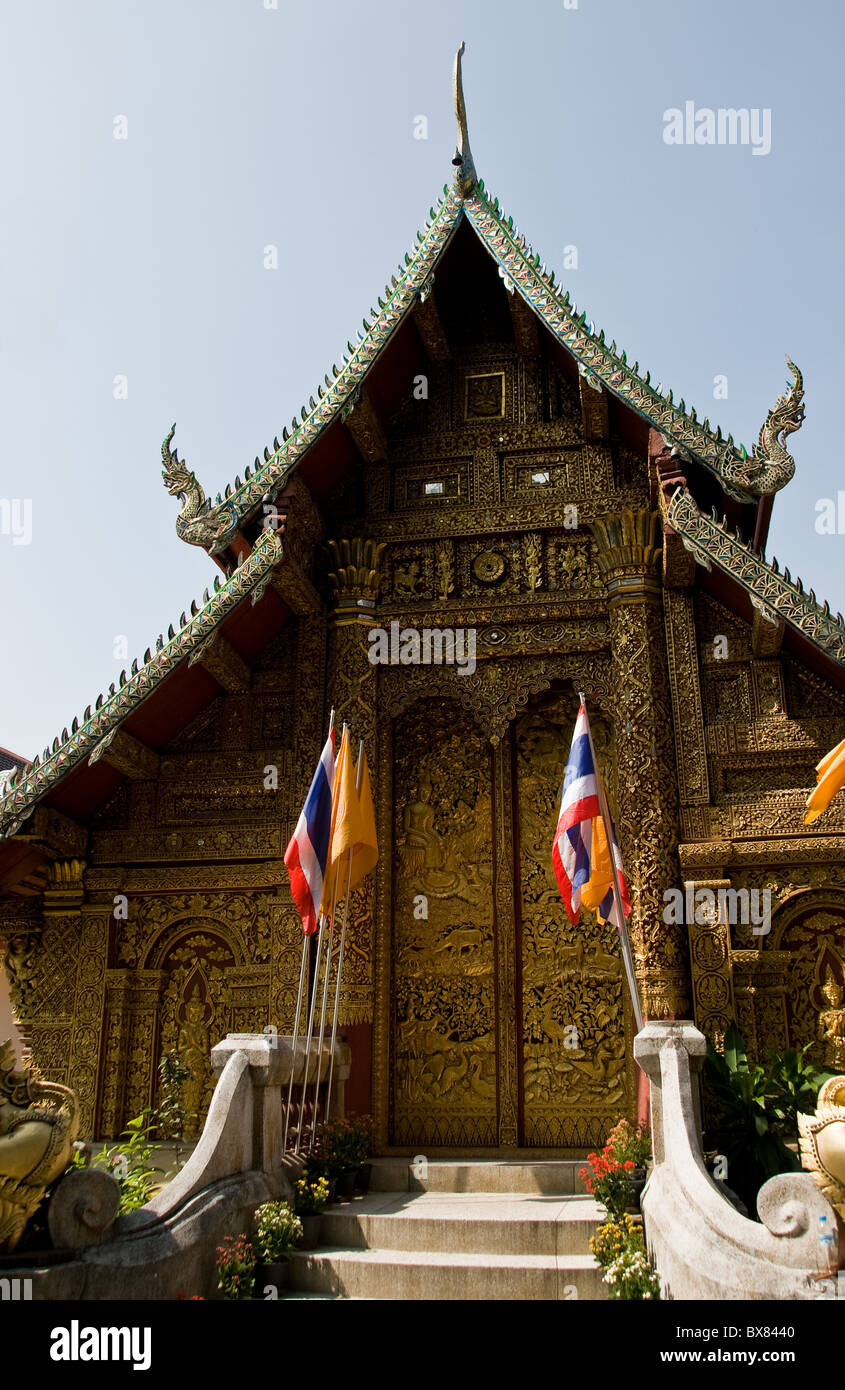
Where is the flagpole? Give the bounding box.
[325,742,364,1124]
[308,910,335,1147]
[284,709,334,1154]
[295,913,325,1155]
[282,940,308,1153]
[578,691,644,1034]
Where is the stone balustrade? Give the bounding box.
[1,1032,350,1299]
[636,1021,839,1300]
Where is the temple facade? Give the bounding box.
[2,54,844,1155]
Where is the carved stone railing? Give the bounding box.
[2,1032,350,1299]
[635,1022,839,1300]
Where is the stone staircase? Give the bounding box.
[287,1159,607,1300]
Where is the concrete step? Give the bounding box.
[289,1246,605,1301]
[368,1158,586,1195]
[319,1191,603,1256]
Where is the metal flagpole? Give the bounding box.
[308,910,335,1147]
[324,742,364,1123]
[578,691,644,1034]
[295,914,325,1155]
[282,941,308,1153]
[284,709,334,1154]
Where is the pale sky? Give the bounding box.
[1,0,843,759]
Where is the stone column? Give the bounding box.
[590,509,688,1019]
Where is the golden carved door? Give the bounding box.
[390,696,633,1150]
[514,701,634,1148]
[392,702,498,1146]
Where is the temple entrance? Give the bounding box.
[389,696,634,1150]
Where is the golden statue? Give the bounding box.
[177,995,213,1139]
[0,1039,79,1252]
[818,970,845,1072]
[798,1075,845,1225]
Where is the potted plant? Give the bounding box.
[216,1234,256,1301]
[252,1201,302,1295]
[293,1174,330,1248]
[320,1117,368,1198]
[578,1145,631,1221]
[350,1114,375,1193]
[302,1149,336,1204]
[605,1118,652,1212]
[590,1215,660,1300]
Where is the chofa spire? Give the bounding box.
[452,41,477,198]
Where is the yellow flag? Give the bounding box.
[322,735,378,914]
[804,737,845,824]
[581,815,612,912]
[319,725,351,916]
[352,747,379,890]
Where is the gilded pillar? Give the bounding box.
[590,509,688,1018]
[324,538,385,1027]
[43,862,108,1139]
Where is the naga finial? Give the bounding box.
[161,423,241,554]
[749,355,805,490]
[452,41,477,199]
[161,423,203,506]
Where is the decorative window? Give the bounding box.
[531,470,550,485]
[424,481,444,496]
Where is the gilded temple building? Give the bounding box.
[2,54,845,1156]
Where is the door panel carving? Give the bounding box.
[390,695,633,1149]
[391,703,497,1147]
[514,702,633,1147]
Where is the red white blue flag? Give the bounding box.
[552,702,601,923]
[284,731,336,936]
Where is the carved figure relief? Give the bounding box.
[515,701,632,1147]
[392,703,496,1147]
[157,931,237,1137]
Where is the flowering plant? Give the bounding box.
[603,1245,661,1300]
[294,1175,330,1216]
[578,1148,632,1219]
[605,1118,651,1169]
[319,1114,374,1172]
[215,1234,255,1300]
[253,1201,302,1262]
[589,1212,640,1266]
[578,1118,650,1218]
[589,1215,661,1300]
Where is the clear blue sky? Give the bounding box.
[1,0,843,759]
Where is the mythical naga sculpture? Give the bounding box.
[161,423,239,554]
[749,355,805,492]
[798,1075,845,1224]
[0,1039,80,1252]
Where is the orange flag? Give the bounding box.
[321,736,378,914]
[580,815,612,912]
[804,736,845,824]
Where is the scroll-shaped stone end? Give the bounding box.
[757,1171,833,1242]
[48,1167,121,1250]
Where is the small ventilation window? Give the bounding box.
[424,481,444,496]
[531,470,550,485]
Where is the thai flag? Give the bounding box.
[552,701,602,924]
[284,731,336,935]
